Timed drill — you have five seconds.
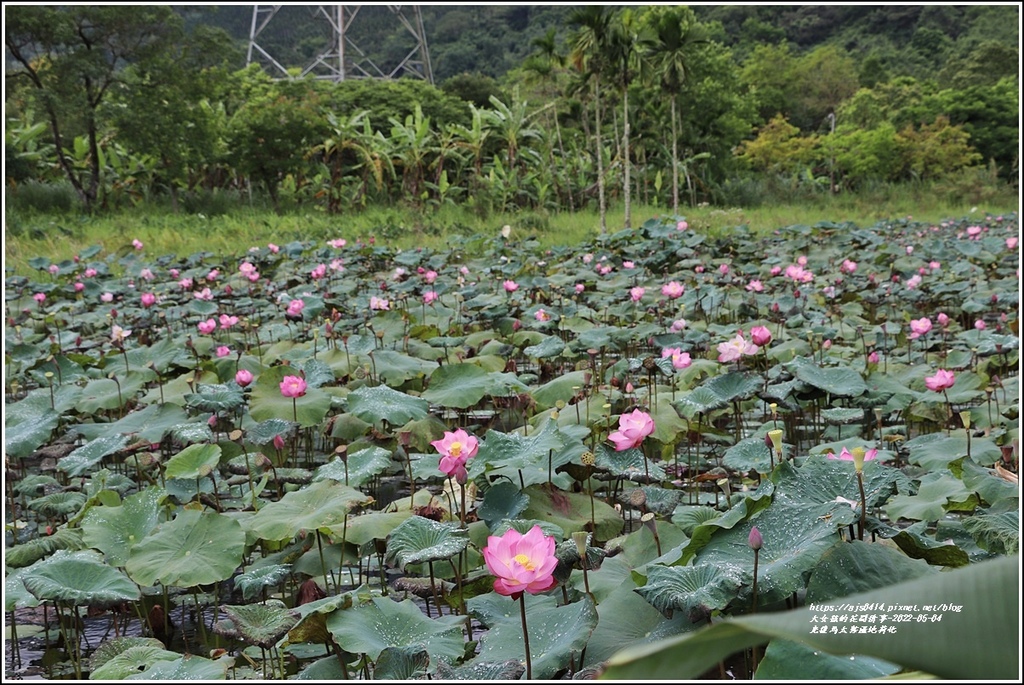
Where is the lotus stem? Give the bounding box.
[519,593,533,680]
[856,470,867,541]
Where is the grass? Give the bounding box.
[4,186,1018,277]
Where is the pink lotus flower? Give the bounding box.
[111,324,131,343]
[868,351,879,364]
[247,271,260,283]
[670,319,687,333]
[676,220,688,231]
[966,225,982,238]
[822,339,832,350]
[33,292,46,304]
[503,279,519,293]
[239,262,256,275]
[431,428,479,483]
[1007,237,1018,250]
[929,261,941,271]
[169,268,179,278]
[909,317,932,339]
[797,255,808,266]
[141,292,156,308]
[661,281,684,299]
[622,260,635,269]
[784,264,814,283]
[268,243,280,253]
[279,375,307,398]
[48,264,59,275]
[74,282,85,292]
[745,279,763,293]
[330,258,345,272]
[574,283,585,294]
[662,347,692,370]
[423,291,439,305]
[197,318,217,335]
[178,277,194,290]
[216,345,231,358]
[906,245,914,254]
[841,259,857,274]
[937,312,950,327]
[748,526,763,551]
[132,238,144,250]
[101,292,114,303]
[194,287,213,301]
[219,314,239,329]
[608,409,655,451]
[370,296,390,311]
[328,238,346,248]
[582,253,593,264]
[140,268,154,281]
[905,274,922,290]
[718,263,730,275]
[974,319,986,331]
[597,264,613,276]
[749,326,772,347]
[629,286,645,302]
[827,447,878,471]
[84,268,97,278]
[273,434,285,451]
[235,369,253,387]
[925,369,956,392]
[310,264,327,280]
[205,269,218,281]
[534,308,550,322]
[424,270,438,284]
[286,299,305,317]
[483,525,558,598]
[718,334,758,363]
[770,265,782,276]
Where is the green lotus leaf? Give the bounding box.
[595,443,666,483]
[519,484,623,541]
[328,413,373,441]
[603,555,1018,681]
[530,370,590,411]
[5,566,42,610]
[723,436,775,474]
[325,596,466,664]
[466,589,556,629]
[477,481,530,529]
[28,491,87,518]
[472,422,571,489]
[806,539,939,604]
[69,402,191,443]
[647,393,689,443]
[434,659,524,680]
[301,358,335,389]
[82,486,165,567]
[523,335,565,359]
[76,374,148,413]
[674,386,729,419]
[246,418,296,446]
[57,433,131,477]
[819,407,866,424]
[875,521,971,567]
[219,603,299,648]
[384,515,469,569]
[235,564,293,601]
[335,510,414,546]
[184,383,245,413]
[905,431,1001,469]
[245,480,372,542]
[89,640,180,680]
[21,551,140,606]
[755,639,900,680]
[125,654,234,680]
[123,337,181,374]
[367,349,438,385]
[163,443,222,480]
[885,470,974,523]
[126,509,245,588]
[634,562,743,619]
[346,384,428,429]
[295,656,350,680]
[960,459,1019,508]
[422,363,493,408]
[13,474,59,497]
[788,357,867,397]
[4,527,85,569]
[473,596,598,680]
[169,421,214,445]
[5,407,60,459]
[249,365,332,429]
[373,644,431,680]
[314,446,393,488]
[488,518,565,542]
[961,510,1019,555]
[703,371,762,402]
[672,506,722,536]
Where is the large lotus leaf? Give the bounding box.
[301,358,335,388]
[369,349,439,385]
[885,469,976,522]
[169,421,214,445]
[582,578,695,668]
[89,640,180,680]
[594,443,666,482]
[531,370,590,411]
[5,566,42,610]
[523,335,565,359]
[21,552,140,606]
[219,603,299,648]
[249,365,332,429]
[960,459,1019,508]
[723,436,775,474]
[69,402,191,443]
[648,393,689,444]
[422,363,493,408]
[314,446,393,488]
[373,644,431,680]
[874,521,971,567]
[126,509,245,588]
[477,481,530,528]
[295,656,350,680]
[905,431,1001,468]
[5,407,60,459]
[384,516,469,569]
[184,383,246,413]
[755,639,900,680]
[788,357,866,397]
[773,458,908,511]
[7,386,82,423]
[122,336,181,374]
[139,369,219,407]
[336,510,414,546]
[235,564,293,601]
[603,554,1019,680]
[82,487,164,567]
[519,484,623,541]
[634,562,744,619]
[703,371,762,402]
[325,596,466,664]
[805,539,939,603]
[346,384,428,429]
[126,654,234,680]
[57,433,131,477]
[246,418,296,446]
[473,596,598,680]
[245,480,372,542]
[466,588,556,629]
[163,443,222,480]
[76,373,148,413]
[472,422,572,489]
[4,527,85,569]
[961,510,1019,555]
[29,491,87,518]
[434,659,524,680]
[674,386,729,419]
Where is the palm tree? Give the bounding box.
[569,6,613,234]
[605,8,655,229]
[644,6,708,215]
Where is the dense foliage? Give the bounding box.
[4,5,1019,217]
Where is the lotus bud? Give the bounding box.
[748,526,763,551]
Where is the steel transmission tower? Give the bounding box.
[247,5,433,84]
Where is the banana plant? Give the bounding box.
[388,104,435,205]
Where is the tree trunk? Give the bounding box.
[593,79,607,234]
[671,96,679,216]
[622,86,631,230]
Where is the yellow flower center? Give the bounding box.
[449,442,463,458]
[513,553,535,571]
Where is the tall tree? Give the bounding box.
[569,6,613,234]
[5,6,183,210]
[644,6,708,215]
